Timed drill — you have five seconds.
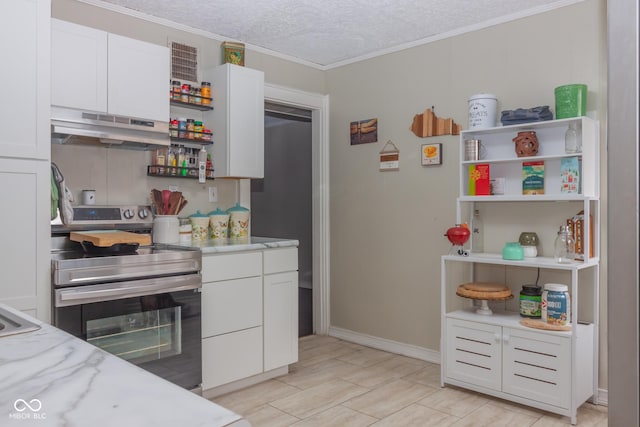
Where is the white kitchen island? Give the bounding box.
[0,304,249,427]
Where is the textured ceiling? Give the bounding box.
[92,0,577,69]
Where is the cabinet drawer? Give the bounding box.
[263,247,298,274]
[503,327,571,409]
[202,327,263,390]
[202,251,262,282]
[202,276,262,338]
[445,318,501,391]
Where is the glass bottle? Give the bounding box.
[554,225,575,263]
[470,208,484,253]
[564,123,580,153]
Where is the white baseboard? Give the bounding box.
[327,326,609,407]
[328,326,440,364]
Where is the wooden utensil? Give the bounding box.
[151,189,164,215]
[167,191,183,215]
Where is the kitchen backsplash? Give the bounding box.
[51,144,241,217]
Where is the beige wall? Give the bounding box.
[327,0,608,388]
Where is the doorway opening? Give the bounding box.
[251,102,313,336]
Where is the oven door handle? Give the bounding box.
[55,274,201,307]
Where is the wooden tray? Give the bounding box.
[520,318,572,331]
[70,230,152,247]
[456,284,513,300]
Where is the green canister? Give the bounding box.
[520,285,542,318]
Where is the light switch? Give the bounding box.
[208,186,218,202]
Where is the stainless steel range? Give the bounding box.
[51,205,203,391]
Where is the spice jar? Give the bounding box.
[194,121,203,139]
[181,84,190,103]
[177,118,187,139]
[171,80,181,100]
[201,82,211,105]
[169,119,179,138]
[194,87,201,105]
[186,119,195,139]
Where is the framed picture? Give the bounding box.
[421,143,442,166]
[350,118,378,145]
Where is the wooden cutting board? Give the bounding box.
[70,230,152,247]
[520,318,572,331]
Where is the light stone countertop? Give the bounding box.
[170,236,299,254]
[0,304,250,427]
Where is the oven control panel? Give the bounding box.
[70,205,153,225]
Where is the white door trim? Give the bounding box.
[264,84,330,335]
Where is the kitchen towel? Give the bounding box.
[51,162,74,224]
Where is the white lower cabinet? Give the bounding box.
[444,314,594,422]
[201,246,298,393]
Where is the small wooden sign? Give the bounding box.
[379,140,399,171]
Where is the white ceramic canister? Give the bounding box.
[153,215,179,243]
[227,203,250,239]
[208,207,230,239]
[541,283,571,326]
[468,93,498,130]
[189,211,210,241]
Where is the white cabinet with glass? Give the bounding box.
[441,118,600,425]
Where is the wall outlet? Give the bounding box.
[208,186,218,202]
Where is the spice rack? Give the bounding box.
[170,99,213,111]
[147,165,214,180]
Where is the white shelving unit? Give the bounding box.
[441,117,600,425]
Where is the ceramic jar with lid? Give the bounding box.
[189,211,209,241]
[518,232,539,257]
[227,203,250,239]
[208,207,230,239]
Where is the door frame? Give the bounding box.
[264,84,330,335]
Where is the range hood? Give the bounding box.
[51,106,169,150]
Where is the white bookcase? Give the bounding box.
[441,117,600,425]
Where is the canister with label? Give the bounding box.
[519,285,542,318]
[541,283,570,326]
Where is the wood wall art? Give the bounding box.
[411,108,461,138]
[350,118,378,145]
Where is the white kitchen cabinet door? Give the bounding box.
[502,327,571,409]
[201,276,262,338]
[202,327,263,389]
[51,19,107,113]
[0,0,50,160]
[264,271,298,371]
[107,33,169,121]
[445,318,502,391]
[210,64,264,178]
[0,159,51,320]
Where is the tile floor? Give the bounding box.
[211,335,608,426]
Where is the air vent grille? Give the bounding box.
[171,42,198,82]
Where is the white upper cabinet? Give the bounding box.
[0,0,50,160]
[107,33,169,121]
[210,64,264,178]
[51,19,169,121]
[51,19,107,113]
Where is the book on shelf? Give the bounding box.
[522,161,545,195]
[560,156,580,194]
[468,164,490,195]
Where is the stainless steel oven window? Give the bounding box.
[86,304,183,364]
